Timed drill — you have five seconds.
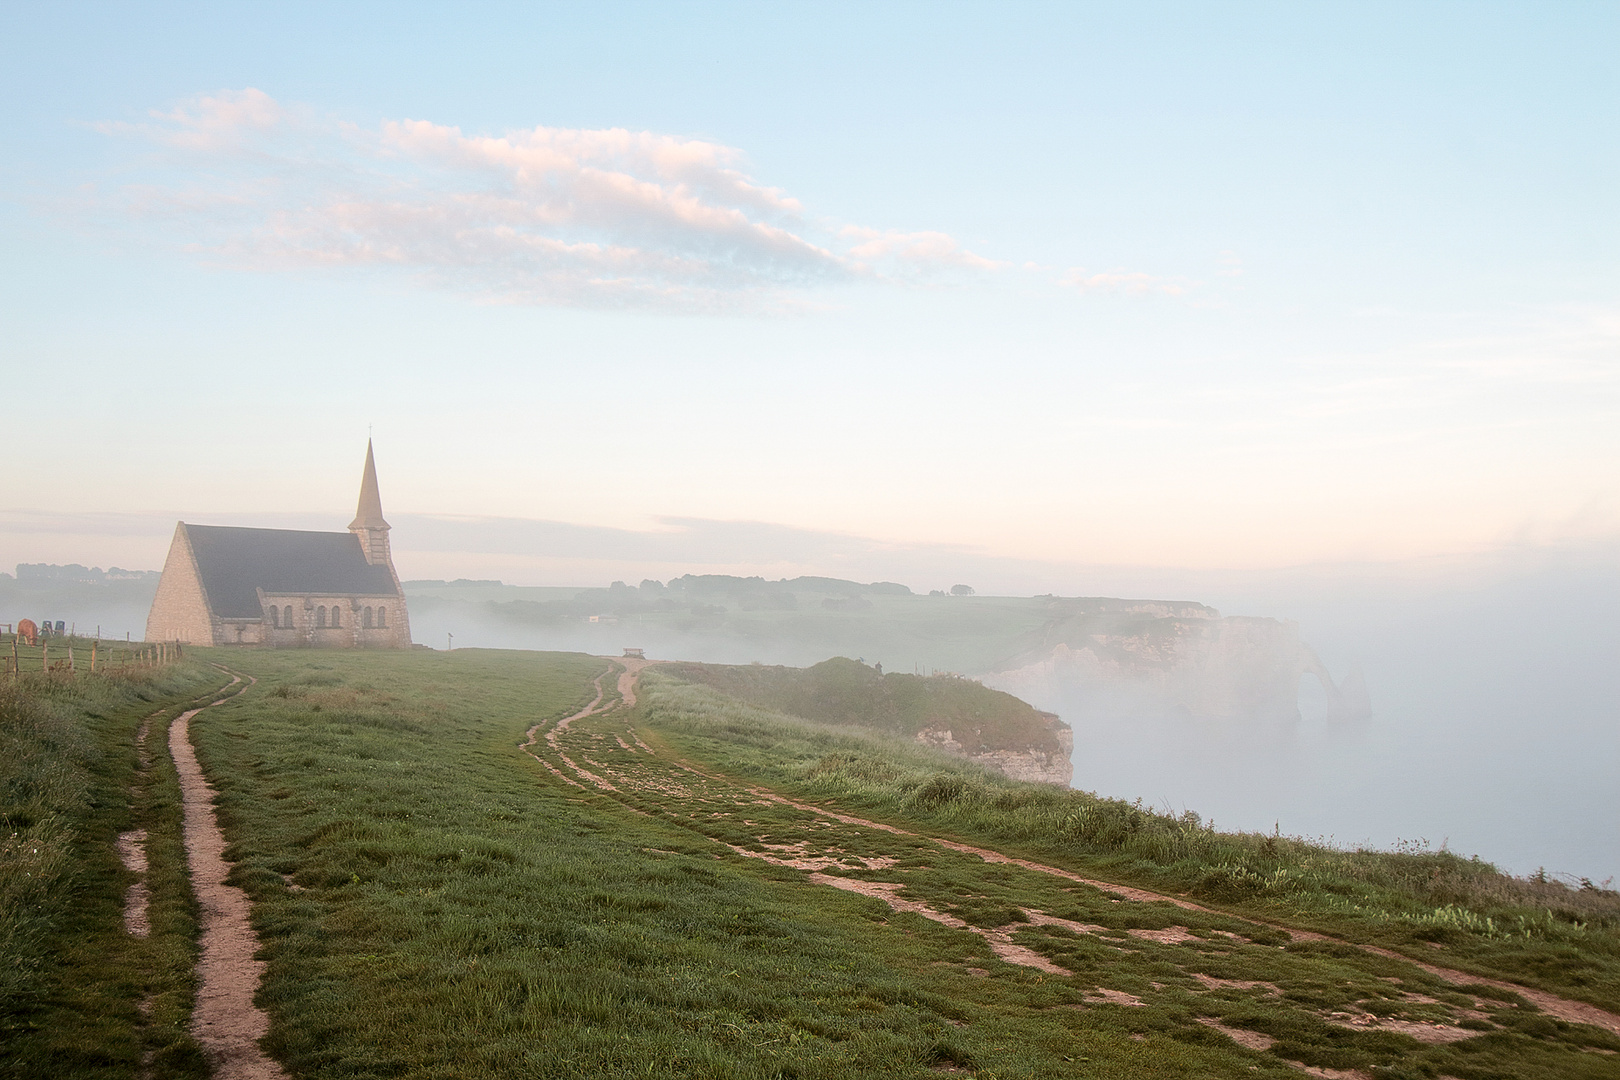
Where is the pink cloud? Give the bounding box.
[97,87,287,151]
[840,226,1007,274]
[85,89,1158,311]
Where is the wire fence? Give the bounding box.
[2,633,184,679]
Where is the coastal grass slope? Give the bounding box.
[5,646,1618,1079]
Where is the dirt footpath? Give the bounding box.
[170,673,289,1080]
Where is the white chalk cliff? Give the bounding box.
[980,598,1369,726]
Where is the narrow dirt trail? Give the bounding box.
[169,669,289,1080]
[116,707,164,941]
[539,661,1620,1041]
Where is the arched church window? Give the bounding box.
[284,605,294,627]
[269,607,279,628]
[363,607,373,628]
[377,606,388,628]
[330,606,340,628]
[317,606,326,628]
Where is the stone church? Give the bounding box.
[144,442,412,648]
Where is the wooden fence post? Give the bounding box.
[43,641,49,673]
[91,640,97,673]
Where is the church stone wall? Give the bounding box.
[259,592,411,649]
[213,617,266,646]
[145,524,216,645]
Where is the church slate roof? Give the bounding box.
[185,524,399,619]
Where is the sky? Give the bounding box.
[3,3,1617,878]
[2,1,1616,581]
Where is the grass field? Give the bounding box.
[5,645,1618,1079]
[1,657,226,1079]
[662,657,1067,756]
[635,673,1620,1001]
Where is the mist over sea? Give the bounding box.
[1018,547,1619,885]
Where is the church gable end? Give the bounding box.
[145,522,215,645]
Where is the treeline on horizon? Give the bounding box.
[4,564,159,583]
[406,574,970,621]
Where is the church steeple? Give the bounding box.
[349,440,392,566]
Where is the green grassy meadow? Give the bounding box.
[662,657,1067,756]
[637,673,1620,1004]
[1,655,226,1079]
[4,645,1618,1078]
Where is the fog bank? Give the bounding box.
[1018,544,1619,884]
[7,536,1613,882]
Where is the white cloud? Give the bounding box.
[88,89,1009,310]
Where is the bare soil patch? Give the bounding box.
[1320,1010,1477,1044]
[114,828,150,937]
[1195,1017,1277,1050]
[1083,987,1146,1006]
[806,873,1071,975]
[1128,925,1200,944]
[1192,972,1279,993]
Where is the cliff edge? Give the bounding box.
[660,657,1074,786]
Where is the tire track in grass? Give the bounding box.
[169,668,290,1080]
[521,658,656,792]
[118,694,216,945]
[748,774,1620,1036]
[806,873,1071,975]
[560,662,1620,1041]
[116,707,166,942]
[522,665,612,790]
